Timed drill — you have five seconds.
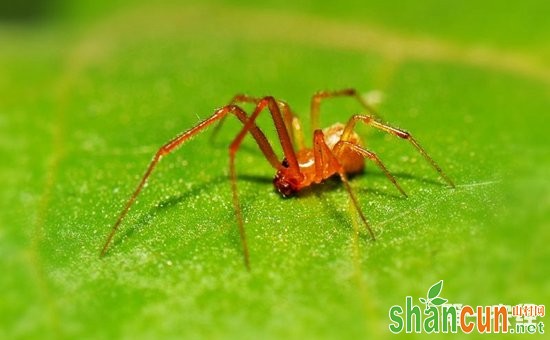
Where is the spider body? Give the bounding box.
[100,88,454,269]
[273,123,364,197]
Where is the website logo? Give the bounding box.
[388,280,545,334]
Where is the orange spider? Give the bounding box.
[100,89,454,269]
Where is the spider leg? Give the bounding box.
[227,97,302,269]
[312,130,376,240]
[209,94,258,142]
[310,88,380,131]
[212,94,306,150]
[334,141,407,197]
[231,95,305,150]
[230,96,300,174]
[341,115,455,187]
[277,100,306,150]
[100,105,280,268]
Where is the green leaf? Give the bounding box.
[431,297,448,306]
[419,297,426,304]
[1,1,548,339]
[428,280,443,299]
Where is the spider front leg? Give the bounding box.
[310,88,380,131]
[229,96,300,171]
[277,100,306,150]
[341,115,455,187]
[312,130,376,240]
[227,96,302,269]
[100,105,280,268]
[213,94,306,150]
[209,94,259,142]
[234,95,306,150]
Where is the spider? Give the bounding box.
[100,88,454,269]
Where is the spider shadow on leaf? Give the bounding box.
[297,176,383,244]
[108,164,446,252]
[110,175,228,250]
[354,169,445,197]
[298,169,449,243]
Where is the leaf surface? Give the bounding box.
[1,1,548,339]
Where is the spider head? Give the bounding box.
[273,159,300,198]
[273,172,300,198]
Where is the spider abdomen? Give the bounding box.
[323,123,365,174]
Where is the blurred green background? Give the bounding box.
[1,0,548,339]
